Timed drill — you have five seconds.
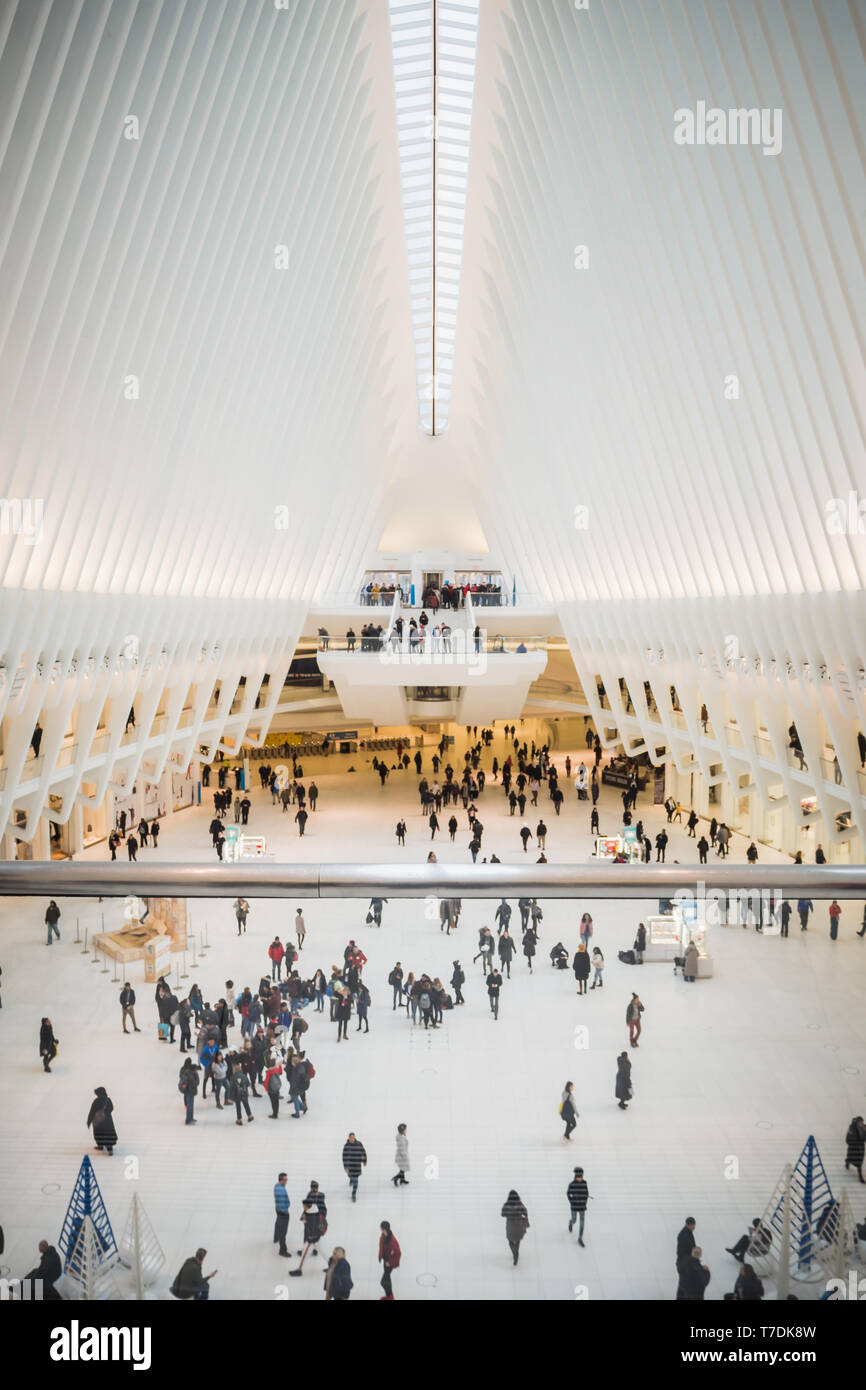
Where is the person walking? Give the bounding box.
[519,825,532,852]
[378,1221,402,1300]
[616,1051,632,1109]
[392,1124,410,1186]
[127,833,138,862]
[87,1086,117,1154]
[536,819,547,849]
[655,829,668,863]
[290,1201,327,1278]
[498,929,515,979]
[501,1191,530,1266]
[561,1081,578,1140]
[573,943,590,994]
[487,966,503,1020]
[120,983,141,1033]
[39,1017,58,1073]
[355,981,370,1033]
[273,1174,291,1255]
[229,1055,255,1124]
[845,1116,865,1183]
[626,993,644,1047]
[324,1248,353,1301]
[178,1058,200,1124]
[265,1055,283,1119]
[44,901,61,945]
[234,897,249,935]
[451,960,465,1005]
[295,806,308,837]
[567,1167,589,1246]
[429,811,440,840]
[590,947,605,989]
[342,1132,367,1202]
[797,897,814,931]
[579,912,593,948]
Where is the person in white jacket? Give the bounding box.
[590,948,605,990]
[392,1123,410,1187]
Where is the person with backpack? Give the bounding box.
[229,1056,255,1125]
[567,1167,589,1246]
[264,1055,283,1119]
[418,982,434,1029]
[290,1052,313,1117]
[342,1133,367,1202]
[378,1221,402,1300]
[389,963,404,1010]
[324,1247,353,1301]
[178,1058,200,1125]
[392,1124,410,1186]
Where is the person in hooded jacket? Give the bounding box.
[498,929,516,978]
[87,1086,117,1154]
[560,1081,578,1140]
[450,960,465,1005]
[501,1191,530,1265]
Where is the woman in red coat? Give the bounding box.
[378,1221,401,1300]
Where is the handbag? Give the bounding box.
[365,912,374,924]
[92,1108,106,1128]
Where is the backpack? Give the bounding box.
[420,992,431,1010]
[267,1072,281,1095]
[305,1061,316,1080]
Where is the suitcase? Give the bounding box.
[158,1021,170,1040]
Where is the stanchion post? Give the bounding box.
[75,916,81,944]
[180,950,189,979]
[190,935,198,968]
[81,927,89,955]
[100,949,109,974]
[201,922,209,952]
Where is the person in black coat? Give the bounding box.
[39,1017,57,1073]
[615,1052,632,1109]
[324,1247,353,1300]
[572,946,591,995]
[450,961,465,1005]
[677,1247,711,1300]
[845,1116,866,1182]
[87,1086,117,1155]
[24,1240,62,1300]
[676,1218,697,1269]
[733,1263,764,1300]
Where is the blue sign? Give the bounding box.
[327,731,357,740]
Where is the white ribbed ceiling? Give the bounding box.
[0,0,417,602]
[456,0,866,604]
[0,0,863,611]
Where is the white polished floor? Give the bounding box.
[2,724,864,1301]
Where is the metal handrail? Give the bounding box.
[0,862,862,899]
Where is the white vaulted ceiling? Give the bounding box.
[0,0,864,844]
[455,0,866,605]
[0,0,417,603]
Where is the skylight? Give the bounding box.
[388,0,480,435]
